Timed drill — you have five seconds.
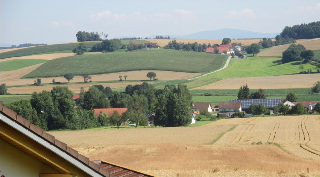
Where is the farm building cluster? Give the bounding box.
[191,99,319,119]
[205,44,246,58]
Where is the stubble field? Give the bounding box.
[258,38,320,57]
[194,73,320,90]
[49,115,320,177]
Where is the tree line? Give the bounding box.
[76,31,107,42]
[6,82,192,130]
[280,21,320,40]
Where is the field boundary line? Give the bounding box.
[188,56,231,80]
[208,124,237,145]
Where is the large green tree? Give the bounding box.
[311,81,320,93]
[147,72,157,81]
[8,100,40,126]
[282,44,306,63]
[246,43,260,56]
[250,89,266,99]
[222,38,231,44]
[300,50,315,62]
[73,43,87,55]
[286,92,297,102]
[0,83,7,95]
[237,84,250,100]
[64,74,74,83]
[83,86,110,109]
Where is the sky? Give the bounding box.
[1,0,320,45]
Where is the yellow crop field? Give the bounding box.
[194,73,320,90]
[258,38,320,57]
[49,115,320,177]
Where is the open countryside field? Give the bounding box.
[0,59,47,72]
[147,39,266,47]
[23,50,227,78]
[258,38,320,57]
[49,115,320,177]
[193,56,318,80]
[195,73,320,90]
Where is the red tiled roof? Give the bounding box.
[219,44,232,48]
[193,102,211,109]
[73,95,80,100]
[94,160,153,177]
[219,101,241,109]
[206,48,214,53]
[0,103,154,177]
[218,47,230,53]
[94,108,128,117]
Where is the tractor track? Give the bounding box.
[298,117,320,156]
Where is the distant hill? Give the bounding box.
[147,28,279,39]
[0,43,13,47]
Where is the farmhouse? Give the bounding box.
[205,47,215,53]
[93,108,128,117]
[292,101,319,112]
[0,103,153,177]
[192,102,213,113]
[218,101,242,117]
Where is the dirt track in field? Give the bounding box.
[147,39,264,47]
[194,73,320,90]
[258,38,320,57]
[49,115,320,177]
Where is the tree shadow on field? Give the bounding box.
[272,59,282,66]
[290,61,302,65]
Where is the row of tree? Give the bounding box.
[164,40,209,52]
[280,21,320,40]
[7,82,193,130]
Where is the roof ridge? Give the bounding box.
[0,102,136,177]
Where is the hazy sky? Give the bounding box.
[1,0,319,44]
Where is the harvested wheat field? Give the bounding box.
[147,39,263,47]
[49,115,320,177]
[2,67,199,89]
[194,73,320,90]
[258,38,320,57]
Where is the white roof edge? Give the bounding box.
[0,113,104,177]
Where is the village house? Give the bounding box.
[93,108,128,118]
[218,101,242,117]
[192,102,213,113]
[0,103,153,177]
[292,101,319,113]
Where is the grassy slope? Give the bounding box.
[196,56,318,80]
[23,50,227,78]
[0,40,149,59]
[314,49,320,61]
[0,95,31,105]
[0,59,47,71]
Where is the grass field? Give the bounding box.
[0,95,31,105]
[0,59,47,71]
[49,115,320,177]
[192,95,237,105]
[195,56,318,80]
[314,49,320,61]
[23,50,227,78]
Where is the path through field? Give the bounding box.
[194,73,320,89]
[49,115,320,177]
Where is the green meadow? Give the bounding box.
[0,59,47,71]
[23,50,228,78]
[196,56,318,80]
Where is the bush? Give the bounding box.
[231,112,244,118]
